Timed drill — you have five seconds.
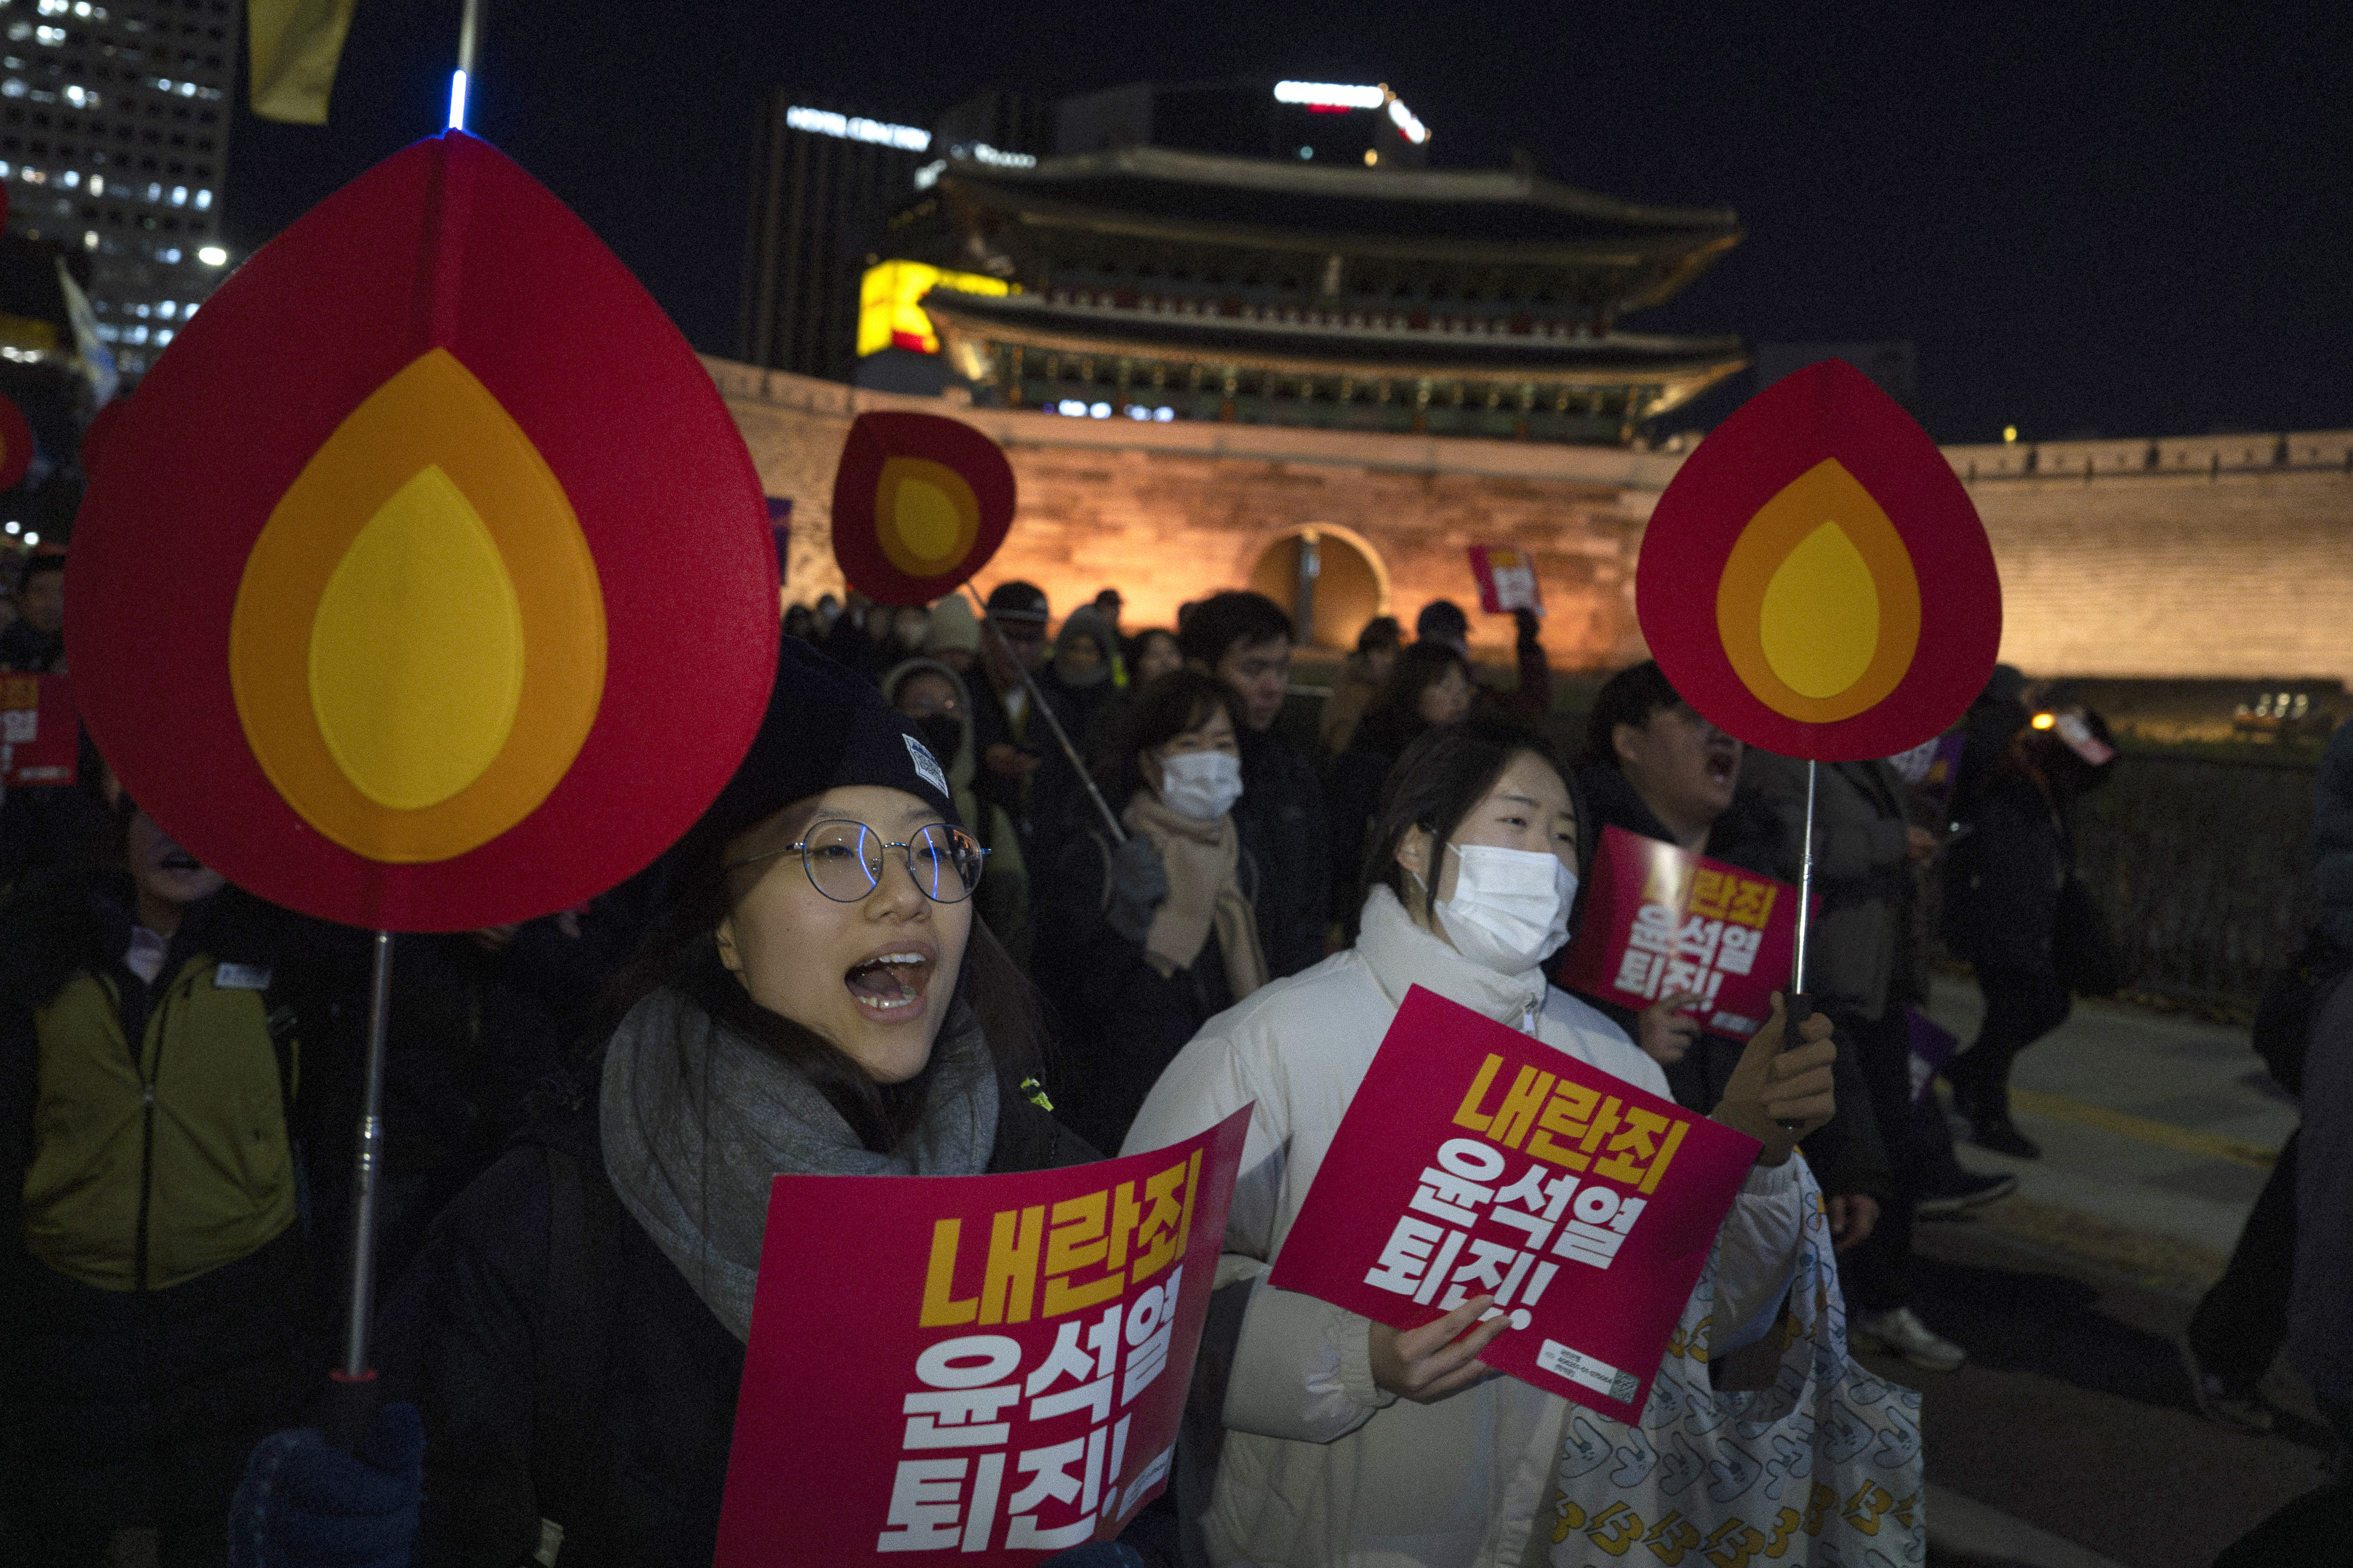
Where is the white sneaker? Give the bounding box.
[1855,1306,1966,1372]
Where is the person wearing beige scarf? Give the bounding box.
[1032,670,1272,1151]
[1123,789,1269,997]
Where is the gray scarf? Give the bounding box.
[600,988,1000,1342]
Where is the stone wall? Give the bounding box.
[1945,440,2353,683]
[706,356,2353,681]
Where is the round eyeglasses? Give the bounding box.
[728,819,988,904]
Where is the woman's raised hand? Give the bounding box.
[1368,1295,1510,1404]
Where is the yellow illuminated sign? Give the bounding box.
[857,262,1013,358]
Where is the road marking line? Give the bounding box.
[2010,1088,2280,1170]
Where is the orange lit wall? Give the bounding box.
[707,357,2353,681]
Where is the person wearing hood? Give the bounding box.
[884,654,1032,967]
[1033,670,1267,1152]
[227,639,1137,1568]
[1031,606,1121,842]
[1125,719,1920,1568]
[925,593,984,681]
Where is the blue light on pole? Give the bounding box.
[448,68,469,132]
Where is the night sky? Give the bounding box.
[223,1,2352,446]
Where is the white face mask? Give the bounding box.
[1431,843,1578,975]
[1158,749,1244,821]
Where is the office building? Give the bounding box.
[0,0,235,379]
[736,90,935,385]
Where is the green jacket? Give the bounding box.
[25,954,297,1291]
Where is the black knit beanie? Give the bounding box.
[699,636,960,845]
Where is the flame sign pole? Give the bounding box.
[324,928,396,1446]
[341,932,395,1379]
[448,0,483,132]
[963,585,1126,845]
[332,0,487,1443]
[1778,758,1820,1132]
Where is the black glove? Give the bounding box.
[1513,607,1543,648]
[1103,835,1168,945]
[231,1401,423,1568]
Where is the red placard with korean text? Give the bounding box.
[715,1107,1253,1566]
[1,673,78,787]
[1555,824,1805,1039]
[1468,544,1545,615]
[1267,987,1759,1427]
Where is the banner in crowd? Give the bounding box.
[1468,545,1545,616]
[1267,987,1760,1427]
[1554,825,1804,1039]
[1,673,77,786]
[1887,729,1966,811]
[715,1107,1254,1565]
[1906,1007,1959,1104]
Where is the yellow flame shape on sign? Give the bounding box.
[229,348,607,862]
[1715,458,1921,723]
[308,464,525,809]
[875,455,980,578]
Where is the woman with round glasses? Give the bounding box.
[234,640,1138,1568]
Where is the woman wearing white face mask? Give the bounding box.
[1123,721,1921,1568]
[1033,670,1269,1152]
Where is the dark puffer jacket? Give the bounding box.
[1233,725,1330,979]
[2312,719,2353,956]
[384,1038,1098,1568]
[1940,774,2068,975]
[1035,828,1260,1153]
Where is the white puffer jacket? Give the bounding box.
[1123,886,1810,1568]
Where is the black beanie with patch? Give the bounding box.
[699,636,960,845]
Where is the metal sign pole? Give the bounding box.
[1778,757,1821,1132]
[448,0,483,130]
[1791,756,1818,1003]
[323,928,395,1446]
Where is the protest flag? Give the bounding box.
[247,0,358,125]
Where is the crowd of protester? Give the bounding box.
[4,539,2334,1565]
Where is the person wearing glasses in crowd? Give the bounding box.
[226,639,1155,1568]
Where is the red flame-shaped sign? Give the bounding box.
[830,411,1015,607]
[67,132,780,931]
[1636,360,2003,761]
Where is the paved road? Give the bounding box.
[1879,976,2325,1568]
